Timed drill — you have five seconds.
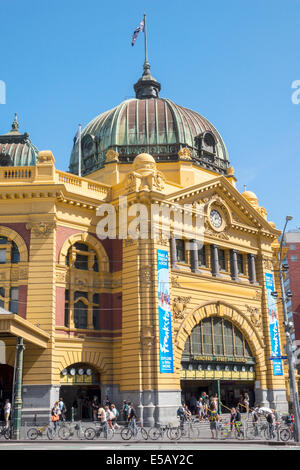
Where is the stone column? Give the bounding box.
[231,249,240,282]
[169,237,178,270]
[211,244,221,277]
[190,240,201,274]
[248,254,258,285]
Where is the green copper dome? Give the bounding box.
[69,69,229,177]
[0,114,39,167]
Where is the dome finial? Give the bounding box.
[133,14,161,99]
[11,112,19,132]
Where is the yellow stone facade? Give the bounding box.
[0,146,290,424]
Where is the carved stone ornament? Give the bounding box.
[178,147,192,161]
[173,296,191,320]
[105,149,119,162]
[140,265,152,285]
[141,325,155,348]
[26,221,56,238]
[262,257,273,270]
[56,271,67,283]
[171,275,181,288]
[246,305,262,329]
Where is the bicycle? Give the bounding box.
[218,420,244,440]
[58,421,85,440]
[84,422,114,440]
[0,424,10,440]
[148,423,180,441]
[120,420,148,441]
[179,418,200,440]
[27,423,56,440]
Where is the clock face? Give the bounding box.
[210,210,222,228]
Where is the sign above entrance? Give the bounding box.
[192,355,254,364]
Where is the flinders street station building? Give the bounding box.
[0,61,291,425]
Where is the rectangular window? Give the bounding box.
[176,240,186,263]
[213,318,223,355]
[64,289,69,327]
[0,249,6,264]
[234,328,244,356]
[224,321,234,356]
[198,246,207,267]
[9,287,18,314]
[74,253,89,270]
[289,244,296,251]
[191,325,202,355]
[291,255,298,262]
[218,249,226,271]
[202,319,213,355]
[237,253,244,274]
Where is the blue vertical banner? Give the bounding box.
[265,272,283,376]
[157,249,174,373]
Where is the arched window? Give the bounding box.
[0,235,21,314]
[64,242,101,330]
[183,317,254,359]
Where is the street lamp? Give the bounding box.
[279,215,300,442]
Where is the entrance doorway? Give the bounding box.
[59,363,100,421]
[181,380,255,414]
[0,364,14,421]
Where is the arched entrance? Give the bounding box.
[59,363,101,421]
[180,316,256,412]
[0,364,14,420]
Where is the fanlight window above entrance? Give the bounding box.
[183,317,254,361]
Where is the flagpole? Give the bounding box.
[143,13,149,69]
[78,123,82,177]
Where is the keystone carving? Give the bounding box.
[173,296,191,320]
[171,275,181,288]
[245,305,262,329]
[105,150,119,162]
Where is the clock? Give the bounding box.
[210,209,222,228]
[78,368,84,376]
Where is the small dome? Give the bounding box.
[0,114,39,167]
[242,190,259,208]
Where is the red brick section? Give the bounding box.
[18,285,27,319]
[287,242,300,340]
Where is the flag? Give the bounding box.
[131,19,144,46]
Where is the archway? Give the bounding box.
[0,364,14,421]
[59,362,101,421]
[175,301,265,413]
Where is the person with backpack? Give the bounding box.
[207,402,219,439]
[177,403,186,430]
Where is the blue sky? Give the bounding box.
[1,0,300,230]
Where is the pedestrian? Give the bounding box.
[103,395,111,407]
[110,404,120,429]
[128,402,138,434]
[3,399,11,428]
[51,402,60,431]
[97,405,108,438]
[196,398,203,421]
[58,397,66,421]
[243,393,250,415]
[266,412,275,438]
[91,396,99,421]
[105,405,114,430]
[177,403,186,430]
[251,407,259,436]
[207,402,219,439]
[122,400,129,422]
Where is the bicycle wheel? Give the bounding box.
[264,428,275,440]
[58,426,71,440]
[47,426,56,440]
[140,427,148,440]
[106,428,114,440]
[27,428,38,440]
[121,426,133,440]
[4,428,11,440]
[84,427,96,440]
[148,427,161,440]
[280,428,291,442]
[167,427,181,440]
